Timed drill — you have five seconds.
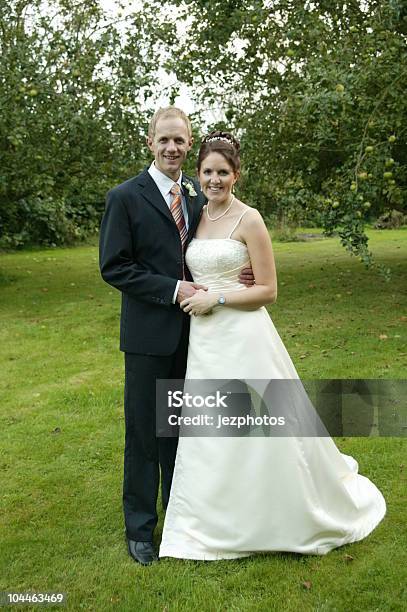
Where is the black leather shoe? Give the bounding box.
[127,539,158,566]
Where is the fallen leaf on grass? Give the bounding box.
[343,554,354,562]
[379,334,388,340]
[302,581,312,590]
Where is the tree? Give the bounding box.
[164,0,407,265]
[0,0,161,246]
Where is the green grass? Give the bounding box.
[0,230,406,611]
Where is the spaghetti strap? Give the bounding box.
[227,209,250,240]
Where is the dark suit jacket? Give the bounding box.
[99,168,205,355]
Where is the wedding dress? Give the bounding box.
[159,212,386,560]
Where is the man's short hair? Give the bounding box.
[148,107,192,139]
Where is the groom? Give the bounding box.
[99,107,207,565]
[100,107,253,565]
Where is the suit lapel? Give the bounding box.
[136,169,173,223]
[136,169,204,240]
[183,192,194,239]
[182,176,201,240]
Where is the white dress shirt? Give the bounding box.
[148,162,189,303]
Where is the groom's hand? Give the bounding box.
[239,266,255,286]
[176,281,208,304]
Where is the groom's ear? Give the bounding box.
[146,135,154,152]
[187,136,193,150]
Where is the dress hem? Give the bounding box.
[159,499,386,561]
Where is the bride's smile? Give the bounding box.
[198,151,239,210]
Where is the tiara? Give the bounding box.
[205,136,233,145]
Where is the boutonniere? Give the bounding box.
[183,180,197,197]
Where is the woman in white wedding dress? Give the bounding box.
[159,131,386,560]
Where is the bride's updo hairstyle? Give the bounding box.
[197,130,241,174]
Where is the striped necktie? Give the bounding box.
[170,183,187,249]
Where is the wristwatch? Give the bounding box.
[217,294,226,305]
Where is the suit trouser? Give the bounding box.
[123,320,189,541]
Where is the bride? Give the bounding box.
[159,131,386,560]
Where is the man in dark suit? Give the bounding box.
[100,107,253,565]
[99,107,206,565]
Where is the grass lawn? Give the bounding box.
[0,229,406,611]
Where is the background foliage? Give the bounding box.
[0,0,406,260]
[166,0,407,263]
[0,0,160,246]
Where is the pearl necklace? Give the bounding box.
[206,196,235,222]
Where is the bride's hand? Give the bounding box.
[180,290,218,316]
